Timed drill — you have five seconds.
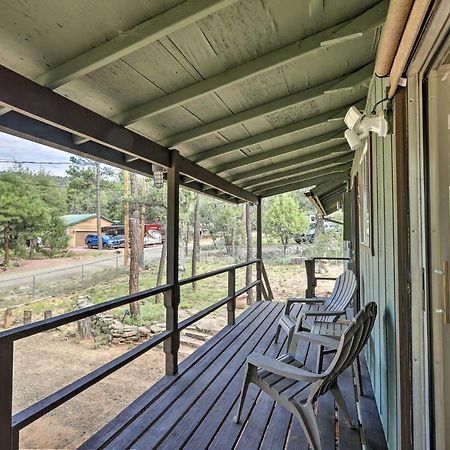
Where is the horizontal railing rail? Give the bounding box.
[178,258,258,286]
[1,259,264,448]
[0,284,172,343]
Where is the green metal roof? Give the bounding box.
[0,0,388,199]
[62,214,113,227]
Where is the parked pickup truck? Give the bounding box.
[85,234,113,249]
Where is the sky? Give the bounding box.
[0,131,72,176]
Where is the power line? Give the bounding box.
[0,159,72,165]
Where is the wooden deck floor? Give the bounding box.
[80,301,387,450]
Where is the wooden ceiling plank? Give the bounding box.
[221,136,348,178]
[249,163,352,193]
[160,63,373,147]
[113,1,386,126]
[34,0,240,89]
[256,172,349,197]
[191,103,354,163]
[239,153,354,189]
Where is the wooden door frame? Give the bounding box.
[405,3,450,448]
[392,86,413,449]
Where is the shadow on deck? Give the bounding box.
[81,301,387,450]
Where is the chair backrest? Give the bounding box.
[323,270,357,313]
[309,301,377,402]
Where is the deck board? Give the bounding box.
[80,301,387,450]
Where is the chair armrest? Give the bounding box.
[303,310,346,318]
[291,331,340,350]
[247,354,322,382]
[285,297,325,314]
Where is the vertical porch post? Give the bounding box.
[164,150,180,375]
[227,268,236,325]
[0,340,13,449]
[256,196,262,301]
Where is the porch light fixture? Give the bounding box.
[344,106,388,150]
[152,164,165,189]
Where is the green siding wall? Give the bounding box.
[353,76,397,448]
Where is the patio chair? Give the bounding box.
[234,302,377,450]
[275,269,357,349]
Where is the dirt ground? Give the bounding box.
[12,263,340,449]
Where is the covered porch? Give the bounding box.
[0,0,438,448]
[80,301,385,450]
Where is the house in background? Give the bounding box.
[62,214,114,248]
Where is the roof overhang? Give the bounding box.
[0,0,389,203]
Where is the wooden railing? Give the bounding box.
[0,258,271,449]
[305,257,350,298]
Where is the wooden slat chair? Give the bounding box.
[234,302,377,450]
[275,269,357,349]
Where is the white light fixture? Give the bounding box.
[152,164,165,189]
[344,106,388,150]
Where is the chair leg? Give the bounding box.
[315,345,323,373]
[233,363,255,424]
[353,356,363,397]
[274,324,282,343]
[292,401,322,450]
[330,384,356,429]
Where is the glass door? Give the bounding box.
[426,44,450,449]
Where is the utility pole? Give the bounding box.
[96,162,103,250]
[124,170,129,266]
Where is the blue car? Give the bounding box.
[85,234,113,249]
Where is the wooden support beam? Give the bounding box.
[0,64,169,168]
[215,134,347,176]
[256,197,262,302]
[239,154,354,189]
[164,150,180,375]
[0,341,13,449]
[160,63,374,147]
[257,172,349,197]
[114,2,386,126]
[35,0,239,89]
[191,103,356,163]
[249,163,352,194]
[226,143,350,182]
[227,269,236,325]
[0,66,255,204]
[177,154,257,203]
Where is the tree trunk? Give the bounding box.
[245,203,254,304]
[314,216,324,243]
[3,227,9,265]
[155,232,166,303]
[128,173,140,318]
[96,162,103,250]
[185,223,190,256]
[192,193,200,291]
[77,296,93,339]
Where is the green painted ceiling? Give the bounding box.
[0,0,387,199]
